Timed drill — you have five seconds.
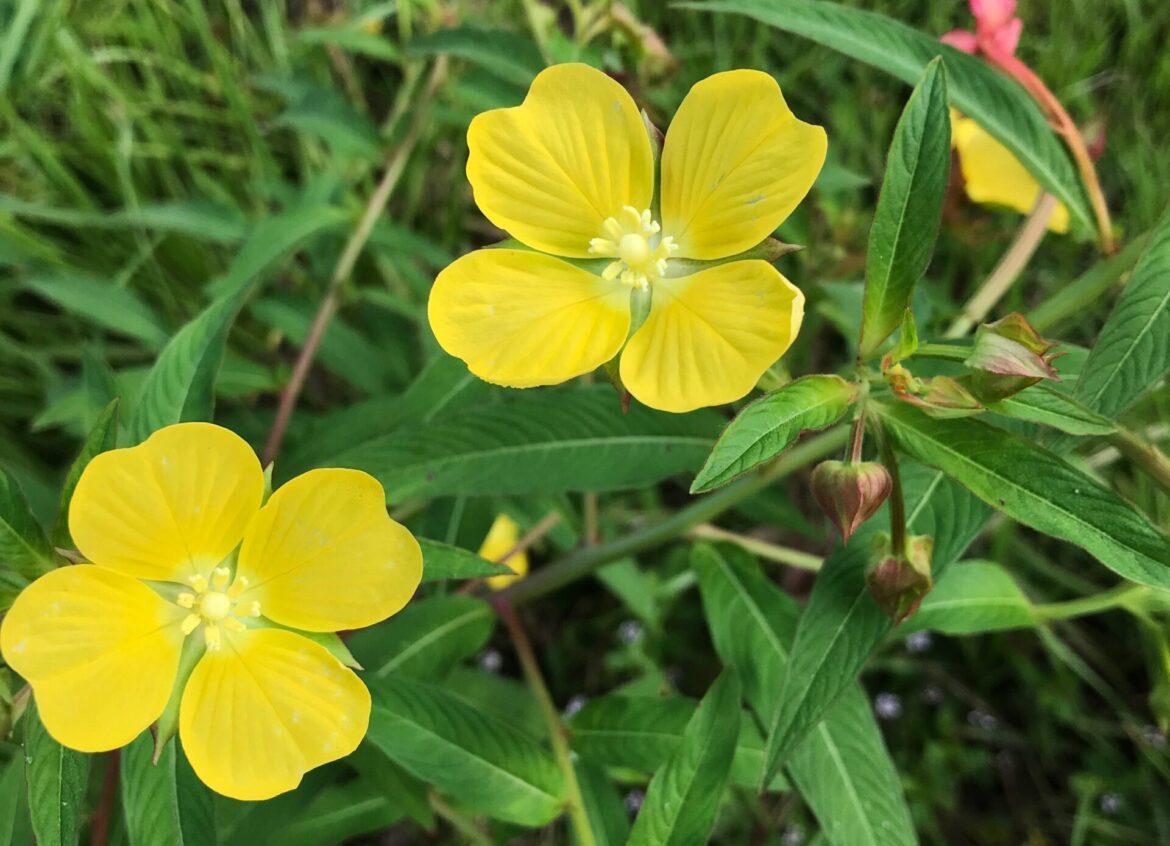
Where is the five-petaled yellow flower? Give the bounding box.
[428,63,827,413]
[1,423,422,801]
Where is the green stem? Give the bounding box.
[1106,427,1170,497]
[500,425,849,606]
[687,524,821,571]
[496,600,597,846]
[1034,584,1148,623]
[877,424,908,554]
[429,790,493,846]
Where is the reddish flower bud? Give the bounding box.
[965,313,1062,402]
[866,534,934,624]
[811,460,892,543]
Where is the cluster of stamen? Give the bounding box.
[588,206,677,291]
[176,566,260,651]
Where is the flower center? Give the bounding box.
[177,566,261,651]
[588,206,677,291]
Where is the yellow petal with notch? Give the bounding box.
[467,63,654,257]
[478,514,529,591]
[428,249,631,388]
[1,566,186,752]
[179,627,369,801]
[236,469,421,633]
[953,114,1069,233]
[69,422,264,583]
[661,70,826,260]
[619,261,804,413]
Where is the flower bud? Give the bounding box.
[866,534,934,624]
[964,313,1061,402]
[811,460,892,543]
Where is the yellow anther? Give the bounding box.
[211,567,231,590]
[244,601,262,618]
[227,576,249,598]
[176,592,196,609]
[181,614,201,636]
[204,624,222,651]
[188,574,208,594]
[224,618,247,633]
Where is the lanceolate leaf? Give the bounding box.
[575,761,631,846]
[1073,205,1170,417]
[121,732,213,846]
[988,385,1115,436]
[860,58,950,358]
[682,0,1091,230]
[626,669,741,846]
[334,386,722,502]
[903,560,1034,635]
[348,594,495,680]
[0,469,56,581]
[879,403,1170,589]
[24,705,89,846]
[418,538,515,583]
[693,544,916,846]
[692,375,857,492]
[365,676,564,826]
[53,398,119,548]
[570,695,788,792]
[761,463,988,783]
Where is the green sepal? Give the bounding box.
[153,635,206,762]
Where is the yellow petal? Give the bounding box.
[620,261,804,413]
[467,63,654,257]
[236,469,421,632]
[428,249,631,388]
[1,566,186,752]
[69,422,264,583]
[661,70,827,260]
[953,115,1069,233]
[179,627,369,801]
[478,514,529,591]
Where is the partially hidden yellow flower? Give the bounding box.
[478,513,529,591]
[952,112,1069,233]
[428,63,827,413]
[0,423,422,801]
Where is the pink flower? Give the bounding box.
[942,0,1022,62]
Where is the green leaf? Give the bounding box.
[760,463,988,782]
[408,27,544,88]
[365,675,564,826]
[691,375,857,492]
[575,761,631,846]
[348,594,495,680]
[879,403,1170,589]
[860,58,950,358]
[120,732,213,846]
[24,274,169,348]
[297,27,402,63]
[626,669,741,846]
[569,695,787,792]
[127,290,246,443]
[24,704,89,846]
[683,0,1091,231]
[0,757,30,846]
[0,468,55,580]
[1074,205,1170,417]
[346,743,435,830]
[903,560,1035,635]
[273,779,404,846]
[988,384,1115,436]
[419,538,514,582]
[52,398,119,548]
[284,354,489,476]
[693,544,916,846]
[334,386,722,503]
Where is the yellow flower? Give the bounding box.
[952,112,1069,233]
[478,513,529,590]
[428,63,826,413]
[0,423,422,801]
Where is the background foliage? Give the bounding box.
[2,0,1169,844]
